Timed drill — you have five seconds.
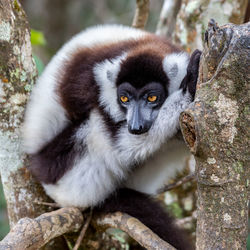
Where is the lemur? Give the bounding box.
[23,25,201,250]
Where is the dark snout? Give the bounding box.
[128,122,151,134]
[128,105,152,135]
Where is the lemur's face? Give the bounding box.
[117,82,166,135]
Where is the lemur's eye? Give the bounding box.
[147,96,157,102]
[120,96,129,103]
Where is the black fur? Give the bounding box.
[96,188,193,250]
[57,36,180,122]
[116,53,169,92]
[98,106,126,139]
[29,121,85,184]
[180,49,201,100]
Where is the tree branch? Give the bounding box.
[155,0,182,38]
[92,212,176,250]
[73,211,92,250]
[0,207,83,250]
[132,0,150,29]
[158,173,196,193]
[0,208,177,250]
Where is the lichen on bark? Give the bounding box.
[180,20,249,249]
[0,0,57,236]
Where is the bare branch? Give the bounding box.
[158,173,196,193]
[34,200,61,208]
[73,211,92,250]
[155,0,182,38]
[92,212,176,250]
[132,0,150,29]
[0,207,83,250]
[0,208,178,250]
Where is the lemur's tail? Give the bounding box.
[95,188,193,250]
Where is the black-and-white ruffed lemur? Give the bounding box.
[23,25,201,250]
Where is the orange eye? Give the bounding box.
[120,96,129,103]
[147,95,157,102]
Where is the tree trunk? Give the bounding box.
[180,20,249,249]
[0,1,68,248]
[155,0,182,38]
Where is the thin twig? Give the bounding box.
[132,0,150,29]
[34,200,61,208]
[175,211,197,228]
[73,210,93,250]
[158,173,196,193]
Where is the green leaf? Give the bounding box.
[31,29,46,46]
[33,54,45,76]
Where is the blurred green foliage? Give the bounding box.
[30,29,46,76]
[167,202,183,219]
[33,53,45,76]
[0,180,9,240]
[30,29,46,46]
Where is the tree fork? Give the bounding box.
[180,19,249,249]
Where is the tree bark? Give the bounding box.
[132,0,150,29]
[0,207,177,250]
[174,0,248,52]
[0,207,83,250]
[0,0,47,226]
[180,20,249,249]
[0,1,69,249]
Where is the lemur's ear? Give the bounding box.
[93,54,127,122]
[180,49,202,100]
[163,53,190,95]
[94,54,127,87]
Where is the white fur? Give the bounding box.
[43,90,190,207]
[43,109,129,207]
[121,90,192,194]
[43,155,118,207]
[163,53,189,95]
[22,66,69,154]
[114,90,191,165]
[93,54,127,122]
[125,138,190,194]
[43,87,192,207]
[43,86,192,207]
[23,25,147,154]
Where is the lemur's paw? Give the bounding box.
[187,49,202,99]
[180,49,201,100]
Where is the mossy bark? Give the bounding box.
[0,1,68,249]
[180,20,249,249]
